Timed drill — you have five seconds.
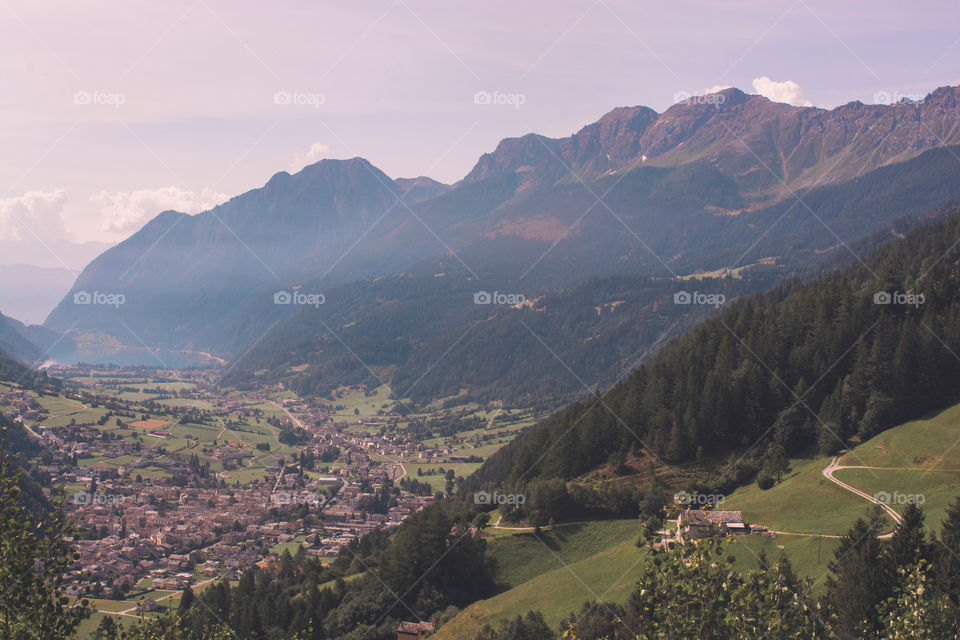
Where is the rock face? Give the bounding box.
[462,86,960,197]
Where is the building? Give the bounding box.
[677,510,746,538]
[396,621,434,639]
[137,598,162,612]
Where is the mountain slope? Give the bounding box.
[476,204,960,486]
[44,85,960,375]
[223,148,960,404]
[44,158,430,350]
[0,312,43,364]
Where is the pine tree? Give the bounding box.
[888,502,928,568]
[824,511,894,639]
[934,497,960,605]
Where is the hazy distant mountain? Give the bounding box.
[0,239,113,271]
[0,312,42,363]
[394,176,452,203]
[0,310,74,365]
[44,85,960,385]
[0,264,77,325]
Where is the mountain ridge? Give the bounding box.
[43,84,960,383]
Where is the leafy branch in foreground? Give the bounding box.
[0,444,91,640]
[620,532,828,640]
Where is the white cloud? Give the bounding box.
[0,190,69,241]
[90,186,228,237]
[751,76,813,107]
[290,142,330,172]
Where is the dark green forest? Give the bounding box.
[476,206,960,493]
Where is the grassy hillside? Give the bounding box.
[485,520,640,589]
[434,529,840,639]
[433,536,646,640]
[838,403,960,469]
[831,403,960,527]
[435,403,960,638]
[724,457,871,535]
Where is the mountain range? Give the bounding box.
[35,84,960,403]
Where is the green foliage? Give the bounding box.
[621,534,828,639]
[0,447,91,639]
[878,561,960,640]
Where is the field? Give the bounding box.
[839,403,960,469]
[16,369,307,490]
[834,468,960,531]
[331,385,394,422]
[129,419,170,430]
[384,410,542,490]
[723,457,878,535]
[435,523,840,639]
[486,520,641,588]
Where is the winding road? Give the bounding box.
[822,456,903,528]
[769,457,903,539]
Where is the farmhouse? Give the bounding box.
[677,509,747,538]
[396,621,434,640]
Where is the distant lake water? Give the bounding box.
[52,346,220,369]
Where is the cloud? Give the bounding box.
[90,186,228,236]
[0,190,69,241]
[290,142,330,172]
[751,76,813,107]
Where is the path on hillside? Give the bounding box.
[484,408,502,430]
[101,577,217,617]
[490,516,600,531]
[745,458,905,540]
[822,456,903,535]
[24,398,89,439]
[833,463,960,472]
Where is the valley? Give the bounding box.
[3,22,960,634]
[0,364,544,636]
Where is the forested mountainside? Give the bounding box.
[0,349,58,513]
[476,204,960,487]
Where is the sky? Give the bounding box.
[1,0,958,270]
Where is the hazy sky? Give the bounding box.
[1,0,958,269]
